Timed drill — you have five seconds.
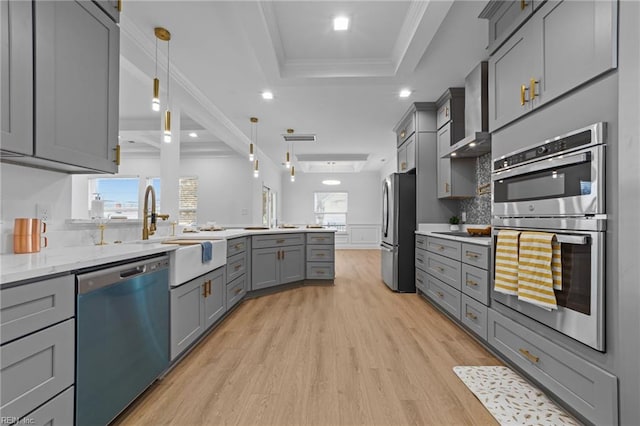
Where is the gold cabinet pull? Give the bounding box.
[208,280,212,296]
[202,282,208,298]
[317,270,326,275]
[520,84,529,106]
[401,162,407,171]
[234,288,243,295]
[400,130,406,139]
[235,243,243,250]
[436,291,444,298]
[519,348,539,363]
[118,0,122,12]
[276,239,285,244]
[113,144,121,165]
[530,78,539,101]
[520,0,528,10]
[445,106,449,118]
[436,266,445,273]
[277,250,281,260]
[416,278,424,284]
[466,311,478,320]
[466,279,478,287]
[445,182,450,193]
[317,253,325,257]
[465,251,480,259]
[437,245,445,251]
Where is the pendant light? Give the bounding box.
[290,165,295,182]
[284,129,294,168]
[162,28,171,143]
[250,117,259,178]
[152,27,170,112]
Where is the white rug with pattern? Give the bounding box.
[453,366,581,425]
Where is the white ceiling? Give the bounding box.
[118,1,489,173]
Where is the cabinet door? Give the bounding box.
[397,142,408,172]
[405,134,416,171]
[204,268,226,329]
[486,0,535,55]
[19,386,74,426]
[251,248,279,290]
[488,18,539,132]
[34,0,119,173]
[536,0,617,107]
[280,245,305,284]
[437,124,452,198]
[170,278,206,360]
[1,0,33,155]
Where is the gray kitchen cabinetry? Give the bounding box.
[226,237,249,310]
[488,0,618,132]
[480,0,537,56]
[94,0,121,22]
[1,0,33,156]
[1,0,120,173]
[488,309,618,425]
[416,235,492,341]
[397,133,416,173]
[16,386,75,426]
[436,90,475,199]
[252,234,305,290]
[306,232,335,280]
[0,276,76,422]
[170,267,225,360]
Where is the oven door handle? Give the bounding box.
[493,151,590,180]
[555,234,590,245]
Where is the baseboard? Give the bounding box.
[335,244,380,250]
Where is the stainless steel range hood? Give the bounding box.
[443,62,491,158]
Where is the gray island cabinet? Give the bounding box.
[226,237,250,310]
[251,234,305,290]
[1,0,120,173]
[0,275,76,425]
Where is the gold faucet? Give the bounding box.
[142,185,170,240]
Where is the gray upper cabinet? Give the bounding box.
[1,0,33,156]
[33,0,120,173]
[397,133,415,173]
[481,0,536,56]
[488,0,618,132]
[93,0,121,22]
[437,123,475,199]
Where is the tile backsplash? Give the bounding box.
[459,153,491,224]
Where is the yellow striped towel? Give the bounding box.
[517,232,560,310]
[494,230,520,296]
[552,239,562,291]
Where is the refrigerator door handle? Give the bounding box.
[380,244,395,253]
[382,180,390,238]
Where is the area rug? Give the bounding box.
[453,366,581,425]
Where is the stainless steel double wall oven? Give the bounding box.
[491,122,607,351]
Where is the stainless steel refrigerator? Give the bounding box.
[381,173,416,292]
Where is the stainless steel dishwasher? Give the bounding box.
[76,255,170,426]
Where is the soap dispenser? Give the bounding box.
[91,193,104,219]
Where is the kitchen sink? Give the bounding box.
[167,239,226,286]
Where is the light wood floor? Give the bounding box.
[115,250,501,425]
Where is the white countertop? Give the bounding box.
[415,223,492,246]
[0,228,336,285]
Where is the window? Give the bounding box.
[89,177,140,219]
[179,177,198,225]
[314,192,347,231]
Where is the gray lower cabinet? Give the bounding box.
[305,233,335,281]
[460,295,488,341]
[18,386,74,426]
[461,263,490,305]
[170,267,225,360]
[489,0,618,132]
[225,237,249,309]
[424,251,461,290]
[252,233,308,290]
[32,0,120,173]
[0,0,33,156]
[226,275,246,310]
[0,275,74,344]
[0,319,75,420]
[424,274,461,320]
[488,308,618,425]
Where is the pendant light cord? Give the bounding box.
[166,40,171,106]
[154,38,158,76]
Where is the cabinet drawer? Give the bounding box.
[488,309,618,426]
[396,113,415,146]
[306,232,334,245]
[461,243,490,269]
[0,319,75,420]
[436,99,451,129]
[226,275,246,311]
[461,264,490,305]
[425,251,461,290]
[461,295,488,341]
[19,386,74,426]
[252,233,304,249]
[426,236,461,261]
[306,262,335,280]
[415,268,427,294]
[226,252,246,283]
[415,247,428,272]
[227,237,247,257]
[307,245,335,262]
[425,274,461,320]
[415,234,427,250]
[1,275,74,344]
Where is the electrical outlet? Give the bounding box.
[37,203,52,222]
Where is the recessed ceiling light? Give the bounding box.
[399,89,412,98]
[189,132,198,138]
[469,142,476,147]
[322,179,341,186]
[451,152,457,157]
[262,91,274,100]
[333,16,349,31]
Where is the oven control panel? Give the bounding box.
[494,129,593,171]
